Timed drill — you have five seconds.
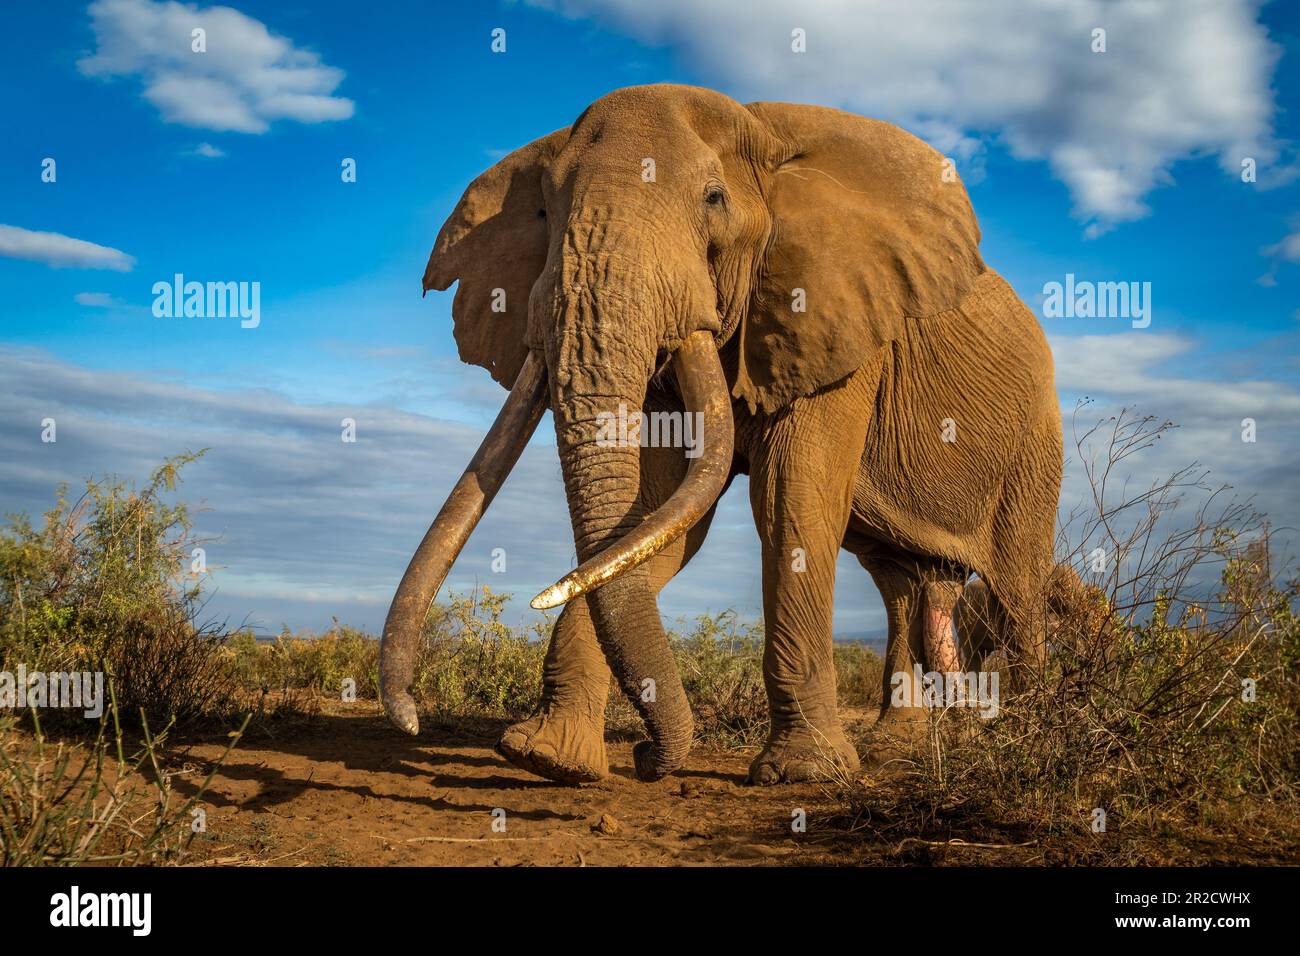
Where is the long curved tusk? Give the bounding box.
[530,330,733,610]
[379,351,548,735]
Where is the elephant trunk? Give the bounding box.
[532,331,733,609]
[550,391,696,779]
[378,351,548,736]
[538,287,738,780]
[541,324,731,780]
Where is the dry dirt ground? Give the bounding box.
[167,701,869,867]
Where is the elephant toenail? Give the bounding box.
[532,742,558,760]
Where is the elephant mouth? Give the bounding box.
[377,329,732,734]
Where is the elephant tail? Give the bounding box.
[1045,562,1086,617]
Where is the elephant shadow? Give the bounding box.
[166,710,589,822]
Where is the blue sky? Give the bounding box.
[2,0,1299,637]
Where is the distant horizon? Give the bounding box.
[230,605,890,648]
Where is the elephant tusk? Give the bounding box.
[379,351,549,735]
[531,330,733,610]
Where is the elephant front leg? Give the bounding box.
[749,535,861,785]
[497,460,715,784]
[497,596,611,783]
[749,497,861,784]
[746,380,872,785]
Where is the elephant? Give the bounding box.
[379,84,1063,786]
[956,564,1093,671]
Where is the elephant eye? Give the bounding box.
[537,208,546,219]
[704,188,725,206]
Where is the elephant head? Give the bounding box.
[380,84,983,778]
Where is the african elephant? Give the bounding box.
[379,84,1062,786]
[956,564,1092,671]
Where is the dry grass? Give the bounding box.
[226,597,883,751]
[828,407,1300,864]
[6,416,1294,867]
[0,690,245,866]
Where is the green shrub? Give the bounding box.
[0,453,884,748]
[235,625,379,698]
[413,588,547,720]
[226,588,549,721]
[0,452,237,728]
[834,642,884,709]
[667,610,768,746]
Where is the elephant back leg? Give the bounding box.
[859,551,968,722]
[859,555,925,726]
[979,414,1061,680]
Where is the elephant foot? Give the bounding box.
[748,720,860,785]
[864,705,930,771]
[875,704,932,731]
[496,710,608,785]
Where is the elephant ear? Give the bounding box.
[737,103,984,413]
[422,128,569,389]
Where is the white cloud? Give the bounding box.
[1049,331,1300,416]
[533,0,1283,234]
[0,347,566,633]
[0,224,135,271]
[1259,224,1300,285]
[1050,331,1300,567]
[1263,229,1300,264]
[78,0,354,133]
[73,292,117,307]
[72,292,148,315]
[188,141,226,158]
